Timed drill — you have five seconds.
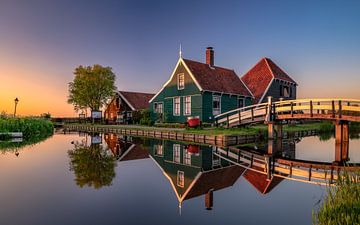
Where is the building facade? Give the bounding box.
[149,47,254,123]
[104,91,154,124]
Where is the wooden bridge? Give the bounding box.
[215,98,360,128]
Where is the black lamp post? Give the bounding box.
[14,97,19,117]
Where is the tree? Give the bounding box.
[68,141,117,189]
[67,64,117,112]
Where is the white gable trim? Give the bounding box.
[118,91,135,111]
[258,77,274,104]
[240,77,254,99]
[149,57,203,103]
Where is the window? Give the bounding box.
[154,102,163,113]
[212,95,221,115]
[238,98,245,108]
[184,151,191,165]
[184,96,191,115]
[154,144,163,156]
[173,144,181,163]
[173,97,180,116]
[280,85,291,98]
[177,171,184,187]
[177,73,185,90]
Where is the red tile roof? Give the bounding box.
[243,167,284,194]
[184,165,245,200]
[119,91,155,110]
[241,58,296,104]
[183,59,253,97]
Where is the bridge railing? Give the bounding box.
[214,102,269,127]
[214,98,360,127]
[273,98,360,120]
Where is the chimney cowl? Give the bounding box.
[206,47,214,67]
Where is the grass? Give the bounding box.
[0,117,54,152]
[0,117,54,139]
[313,170,360,225]
[68,121,336,136]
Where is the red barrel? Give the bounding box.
[187,117,200,127]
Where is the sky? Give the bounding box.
[0,0,359,117]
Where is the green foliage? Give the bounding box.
[313,170,360,225]
[0,117,54,139]
[68,64,117,111]
[68,142,117,189]
[139,109,153,126]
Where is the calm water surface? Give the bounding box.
[0,132,359,225]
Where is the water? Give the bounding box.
[0,132,359,225]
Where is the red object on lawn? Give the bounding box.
[187,144,200,155]
[187,117,200,127]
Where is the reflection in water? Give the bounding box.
[68,134,117,189]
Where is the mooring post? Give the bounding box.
[275,123,283,139]
[334,121,349,164]
[205,189,214,210]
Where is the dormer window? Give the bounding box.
[177,73,185,90]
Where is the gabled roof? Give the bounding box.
[150,57,253,102]
[184,165,245,200]
[241,58,297,104]
[182,59,253,97]
[118,91,154,110]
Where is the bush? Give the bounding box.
[0,117,54,139]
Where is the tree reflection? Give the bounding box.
[68,141,116,189]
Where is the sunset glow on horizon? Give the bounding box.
[1,0,360,117]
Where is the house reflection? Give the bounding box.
[104,133,149,161]
[145,139,246,210]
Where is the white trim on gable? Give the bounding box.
[240,77,255,99]
[149,58,203,103]
[258,77,274,104]
[118,91,135,111]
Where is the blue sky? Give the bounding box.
[0,0,359,116]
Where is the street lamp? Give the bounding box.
[14,97,19,117]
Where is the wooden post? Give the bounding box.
[290,102,294,117]
[251,108,254,121]
[238,111,241,124]
[310,100,313,117]
[227,115,230,128]
[205,190,213,210]
[268,123,274,139]
[338,100,342,118]
[215,118,219,127]
[317,102,320,114]
[334,121,349,164]
[332,100,335,118]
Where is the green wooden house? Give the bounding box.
[149,47,253,123]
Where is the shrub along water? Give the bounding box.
[0,117,54,139]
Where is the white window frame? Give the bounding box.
[212,95,221,116]
[183,96,191,115]
[173,97,181,116]
[154,102,163,113]
[177,171,184,187]
[177,73,185,90]
[154,144,163,156]
[183,150,191,165]
[173,144,181,163]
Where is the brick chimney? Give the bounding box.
[206,47,214,66]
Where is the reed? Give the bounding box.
[313,170,360,225]
[0,117,54,139]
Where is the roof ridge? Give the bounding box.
[182,58,235,72]
[263,57,276,79]
[119,90,155,95]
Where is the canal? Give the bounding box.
[0,131,359,225]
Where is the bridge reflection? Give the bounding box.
[102,133,359,210]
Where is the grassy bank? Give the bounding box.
[313,170,360,225]
[0,117,54,139]
[66,121,337,136]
